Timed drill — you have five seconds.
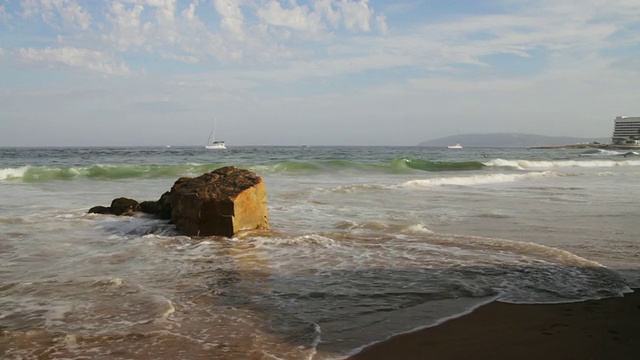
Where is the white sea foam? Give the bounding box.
[331,183,387,193]
[252,234,337,248]
[580,149,624,156]
[160,300,175,320]
[0,166,29,180]
[91,277,125,287]
[485,158,640,170]
[401,223,434,234]
[399,171,556,188]
[63,334,78,346]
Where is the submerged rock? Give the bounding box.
[88,166,269,238]
[110,197,139,216]
[87,205,110,214]
[138,191,172,220]
[88,197,138,216]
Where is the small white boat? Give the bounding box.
[205,120,226,150]
[447,143,463,149]
[205,141,226,150]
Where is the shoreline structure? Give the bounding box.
[346,289,640,360]
[532,115,640,150]
[529,143,640,150]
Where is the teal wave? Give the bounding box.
[2,159,486,182]
[402,158,486,171]
[8,164,224,183]
[247,159,485,174]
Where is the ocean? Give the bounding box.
[1,146,639,359]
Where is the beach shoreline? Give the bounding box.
[346,289,640,360]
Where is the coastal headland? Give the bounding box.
[347,289,640,360]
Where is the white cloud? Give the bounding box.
[213,0,244,36]
[0,4,11,23]
[313,0,340,28]
[150,0,178,43]
[20,0,91,29]
[105,1,148,51]
[17,46,131,75]
[257,1,322,33]
[256,0,382,35]
[337,0,637,79]
[20,0,40,18]
[152,0,176,23]
[7,1,640,84]
[181,1,197,21]
[375,14,387,35]
[161,52,201,64]
[3,0,640,146]
[338,0,372,31]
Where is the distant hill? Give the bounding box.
[418,133,610,148]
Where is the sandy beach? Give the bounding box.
[347,289,640,360]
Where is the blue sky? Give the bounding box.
[1,0,639,146]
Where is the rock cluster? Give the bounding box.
[89,166,269,237]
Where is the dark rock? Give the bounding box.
[110,197,139,216]
[137,200,161,215]
[133,191,172,219]
[88,205,111,214]
[156,191,173,220]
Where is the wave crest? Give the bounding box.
[0,164,221,182]
[485,158,640,170]
[400,171,557,188]
[404,158,485,172]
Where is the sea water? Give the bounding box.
[1,146,638,359]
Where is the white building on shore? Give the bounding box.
[612,116,640,145]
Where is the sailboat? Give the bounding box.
[205,120,226,150]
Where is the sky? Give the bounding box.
[0,0,639,147]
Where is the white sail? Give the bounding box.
[205,119,226,149]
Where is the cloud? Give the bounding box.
[313,0,340,28]
[160,52,201,64]
[0,4,11,23]
[149,0,179,43]
[181,1,197,21]
[9,1,389,73]
[213,0,244,36]
[20,0,91,29]
[343,0,639,79]
[105,2,148,51]
[5,1,640,85]
[257,1,322,33]
[338,0,372,31]
[256,0,384,35]
[17,46,131,75]
[375,14,387,35]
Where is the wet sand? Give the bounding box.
[347,289,640,360]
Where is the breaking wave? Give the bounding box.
[5,156,637,183]
[0,159,487,182]
[484,158,640,170]
[0,164,222,182]
[399,171,558,188]
[401,158,485,171]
